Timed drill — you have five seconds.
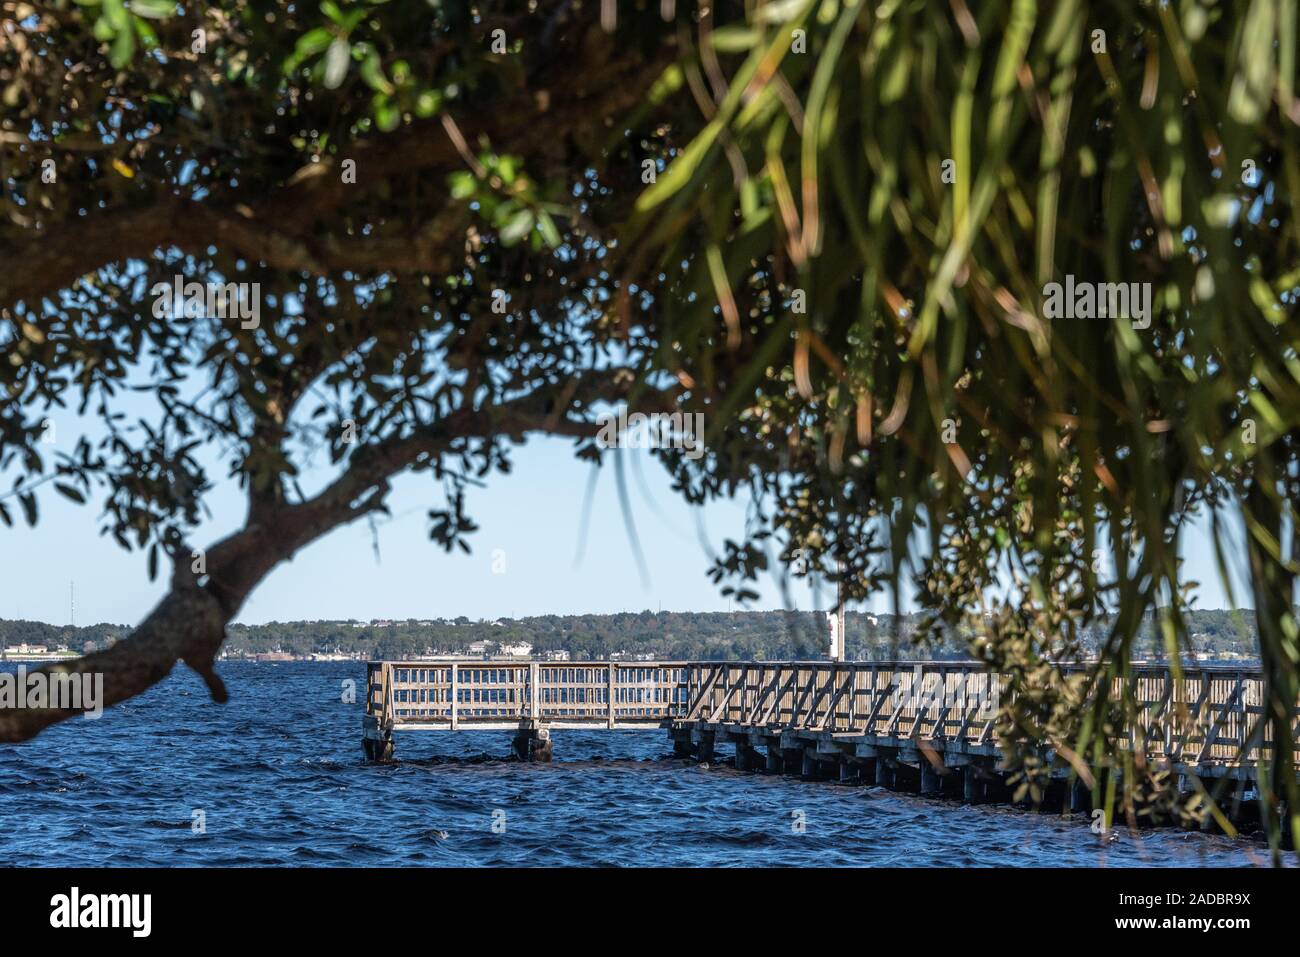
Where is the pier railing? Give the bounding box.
[682,661,1002,746]
[366,659,1298,768]
[368,661,690,729]
[682,661,1293,767]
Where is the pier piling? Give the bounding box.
[693,728,715,764]
[735,740,764,772]
[875,759,895,789]
[1069,778,1091,814]
[361,714,394,762]
[919,761,941,796]
[512,723,553,762]
[672,730,693,759]
[765,745,782,773]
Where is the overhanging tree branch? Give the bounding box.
[0,374,675,743]
[0,50,670,314]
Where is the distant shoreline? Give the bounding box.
[2,608,1271,665]
[3,654,1264,668]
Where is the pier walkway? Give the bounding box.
[363,659,1293,808]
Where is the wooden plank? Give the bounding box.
[530,661,540,720]
[608,663,616,729]
[907,670,945,738]
[802,665,839,729]
[882,668,921,736]
[743,667,779,725]
[1170,670,1212,762]
[788,666,820,726]
[758,667,799,726]
[1197,675,1245,764]
[813,667,855,731]
[951,670,985,743]
[685,664,724,720]
[706,668,746,723]
[1142,674,1175,757]
[450,662,459,730]
[857,668,890,735]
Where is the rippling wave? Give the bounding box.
[0,662,1274,867]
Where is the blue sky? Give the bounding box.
[0,421,836,625]
[0,420,1253,626]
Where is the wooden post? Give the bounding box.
[1069,777,1089,813]
[512,723,554,762]
[672,727,693,758]
[920,760,940,795]
[362,714,394,761]
[781,747,802,775]
[831,558,846,662]
[735,740,751,771]
[695,729,715,763]
[607,662,616,729]
[766,745,782,772]
[451,662,459,730]
[875,758,894,788]
[530,661,540,720]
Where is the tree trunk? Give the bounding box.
[0,576,229,742]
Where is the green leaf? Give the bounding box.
[536,210,562,248]
[320,1,345,26]
[711,25,761,52]
[1228,0,1276,124]
[449,170,477,200]
[101,0,129,28]
[374,98,401,132]
[129,0,176,19]
[360,50,393,95]
[289,27,333,72]
[18,492,36,527]
[132,15,158,48]
[54,483,86,504]
[634,120,723,212]
[499,209,535,245]
[323,37,350,89]
[109,21,136,67]
[414,90,442,118]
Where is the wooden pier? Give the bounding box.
[363,661,688,760]
[363,659,1297,812]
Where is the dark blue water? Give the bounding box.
[0,662,1277,866]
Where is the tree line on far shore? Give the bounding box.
[0,609,1263,663]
